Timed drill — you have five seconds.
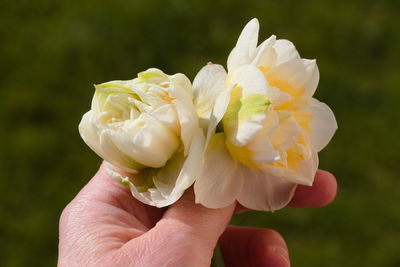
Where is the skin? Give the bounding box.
[58,164,337,267]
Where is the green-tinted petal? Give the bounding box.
[137,68,167,83]
[222,85,271,146]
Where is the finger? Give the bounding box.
[289,169,337,208]
[159,189,235,251]
[219,226,290,267]
[125,189,236,265]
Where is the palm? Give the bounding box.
[59,167,165,265]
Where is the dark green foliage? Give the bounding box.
[1,0,399,266]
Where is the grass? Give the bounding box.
[0,0,399,266]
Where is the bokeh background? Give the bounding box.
[1,0,399,266]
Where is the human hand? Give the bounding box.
[58,163,336,267]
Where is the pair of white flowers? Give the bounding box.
[79,19,337,211]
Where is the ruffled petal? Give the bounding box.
[207,87,231,140]
[227,18,259,71]
[266,85,292,107]
[271,110,303,151]
[246,107,280,164]
[79,111,104,158]
[309,98,338,152]
[192,64,227,131]
[294,147,319,185]
[170,73,193,98]
[105,164,152,204]
[231,65,269,96]
[107,113,179,168]
[152,152,185,199]
[237,165,297,211]
[153,128,205,207]
[170,82,199,155]
[260,144,318,186]
[107,129,205,208]
[252,35,276,67]
[303,61,319,98]
[265,59,318,98]
[224,65,270,146]
[150,104,180,135]
[272,39,300,66]
[194,133,242,208]
[79,112,142,173]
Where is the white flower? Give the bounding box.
[193,19,337,211]
[79,68,204,207]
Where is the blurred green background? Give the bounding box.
[1,0,399,266]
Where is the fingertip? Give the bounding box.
[220,226,290,267]
[250,229,290,267]
[289,170,337,208]
[318,170,337,204]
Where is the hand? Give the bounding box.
[58,163,336,267]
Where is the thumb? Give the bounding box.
[160,189,235,249]
[131,189,235,266]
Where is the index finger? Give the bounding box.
[288,170,337,208]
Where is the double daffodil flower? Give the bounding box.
[79,19,337,211]
[192,19,337,210]
[79,69,204,207]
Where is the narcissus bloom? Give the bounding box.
[193,19,337,211]
[79,68,204,207]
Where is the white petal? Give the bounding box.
[267,59,318,98]
[79,111,104,157]
[303,61,319,98]
[170,73,193,98]
[137,68,168,84]
[231,65,269,97]
[207,87,231,141]
[226,65,270,146]
[152,152,185,199]
[246,108,280,163]
[237,165,297,211]
[260,145,318,186]
[107,114,179,168]
[227,18,259,71]
[295,147,319,185]
[192,64,227,130]
[107,129,204,208]
[170,83,199,155]
[194,133,242,208]
[273,39,300,66]
[271,110,303,151]
[252,35,277,67]
[153,128,205,207]
[309,98,338,152]
[150,104,180,135]
[79,112,141,173]
[105,164,152,205]
[267,85,292,107]
[233,113,266,146]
